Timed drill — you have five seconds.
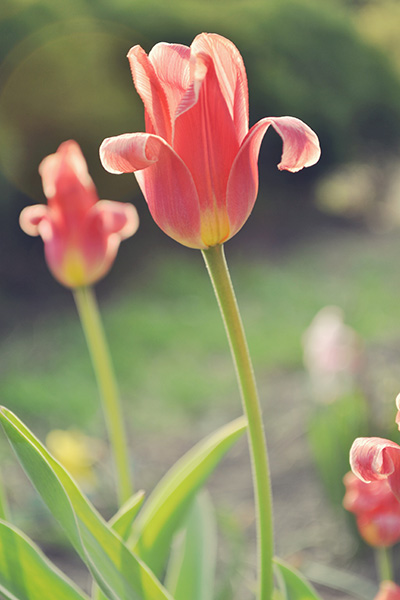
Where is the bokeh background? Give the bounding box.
[1,0,400,597]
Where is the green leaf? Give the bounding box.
[109,490,146,541]
[301,560,377,600]
[0,407,173,600]
[93,490,147,600]
[273,558,323,600]
[129,416,247,577]
[165,490,217,600]
[0,519,90,600]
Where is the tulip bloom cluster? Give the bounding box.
[100,33,320,249]
[20,140,138,288]
[343,471,400,547]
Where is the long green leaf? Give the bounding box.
[93,490,147,600]
[0,407,173,600]
[0,519,90,600]
[130,416,247,577]
[273,558,322,600]
[165,490,217,600]
[109,490,145,542]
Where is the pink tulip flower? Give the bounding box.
[20,140,138,288]
[100,33,321,249]
[350,394,400,523]
[343,471,400,547]
[375,582,400,600]
[350,436,400,504]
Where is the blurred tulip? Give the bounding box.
[20,140,138,288]
[302,306,362,402]
[350,436,400,503]
[375,581,400,600]
[343,471,400,547]
[100,33,320,249]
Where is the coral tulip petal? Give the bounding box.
[191,33,249,143]
[100,133,204,248]
[350,437,400,502]
[226,116,321,236]
[89,201,139,239]
[39,140,98,213]
[148,43,191,122]
[173,52,239,222]
[395,393,400,431]
[127,46,172,142]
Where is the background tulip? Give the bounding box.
[100,33,320,249]
[375,582,400,600]
[343,471,400,547]
[20,140,138,288]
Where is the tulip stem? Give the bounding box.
[376,547,393,583]
[202,244,273,600]
[73,285,132,506]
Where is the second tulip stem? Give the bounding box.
[73,285,132,506]
[202,244,274,600]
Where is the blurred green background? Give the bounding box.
[1,0,400,589]
[1,0,400,424]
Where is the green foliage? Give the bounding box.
[0,407,174,600]
[165,491,217,600]
[0,406,245,600]
[0,520,90,600]
[129,417,246,578]
[273,558,322,600]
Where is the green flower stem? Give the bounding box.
[73,285,132,506]
[376,546,393,583]
[202,244,273,600]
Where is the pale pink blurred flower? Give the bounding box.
[302,306,362,401]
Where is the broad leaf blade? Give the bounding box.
[274,558,323,600]
[130,416,247,576]
[0,407,173,600]
[93,490,147,600]
[0,519,90,600]
[109,490,146,541]
[165,490,217,600]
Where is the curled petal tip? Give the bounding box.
[19,204,49,236]
[100,133,159,174]
[272,116,321,173]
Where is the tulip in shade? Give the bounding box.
[375,582,400,600]
[100,33,321,249]
[343,471,400,547]
[20,140,138,288]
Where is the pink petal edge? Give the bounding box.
[226,115,321,238]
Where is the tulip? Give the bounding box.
[375,582,400,600]
[100,33,320,249]
[20,140,138,288]
[343,471,400,547]
[350,437,400,503]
